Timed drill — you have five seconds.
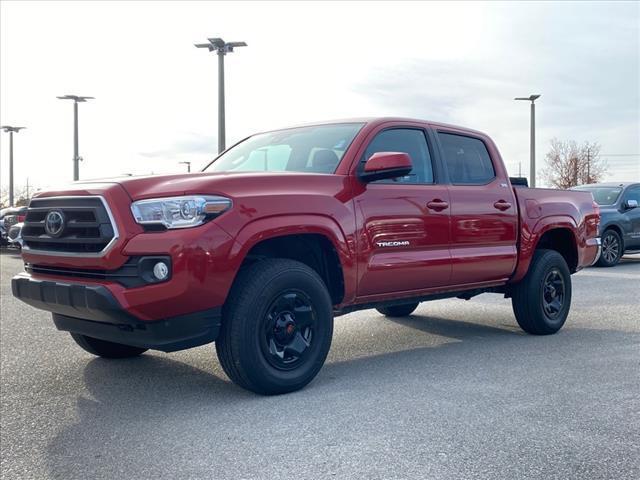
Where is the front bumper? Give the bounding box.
[11,273,221,352]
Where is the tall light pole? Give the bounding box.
[1,126,26,207]
[57,95,94,181]
[195,37,247,153]
[179,161,192,173]
[515,94,541,187]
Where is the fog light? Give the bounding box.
[152,262,169,281]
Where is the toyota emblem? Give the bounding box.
[44,210,65,237]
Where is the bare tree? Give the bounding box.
[1,184,38,208]
[542,139,608,189]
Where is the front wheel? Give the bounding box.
[596,229,623,267]
[216,259,333,395]
[511,249,572,335]
[70,333,148,358]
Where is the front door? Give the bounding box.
[353,126,452,297]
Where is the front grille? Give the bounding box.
[22,197,117,254]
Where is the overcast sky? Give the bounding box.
[1,1,638,196]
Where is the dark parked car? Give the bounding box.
[573,182,640,266]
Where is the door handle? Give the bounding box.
[493,200,512,211]
[427,200,449,211]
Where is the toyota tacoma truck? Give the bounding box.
[12,118,601,395]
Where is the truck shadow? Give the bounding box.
[388,314,519,339]
[43,315,638,479]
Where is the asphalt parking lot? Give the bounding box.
[1,249,638,480]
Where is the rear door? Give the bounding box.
[353,125,452,297]
[435,129,518,285]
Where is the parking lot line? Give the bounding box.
[576,270,640,279]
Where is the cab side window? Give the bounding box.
[362,129,434,184]
[438,133,495,184]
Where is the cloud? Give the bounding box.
[139,134,217,159]
[351,2,639,181]
[352,59,520,122]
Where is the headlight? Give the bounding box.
[131,195,232,229]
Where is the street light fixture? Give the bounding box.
[57,94,94,181]
[514,94,541,187]
[1,125,26,207]
[179,161,192,173]
[195,37,247,153]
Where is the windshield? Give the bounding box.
[204,123,364,174]
[574,186,623,205]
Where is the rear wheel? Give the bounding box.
[70,333,147,358]
[216,259,333,395]
[596,229,623,267]
[376,303,419,317]
[511,249,572,335]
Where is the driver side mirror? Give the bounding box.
[360,152,413,182]
[625,199,638,209]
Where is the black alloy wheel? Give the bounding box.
[541,268,566,320]
[511,249,572,335]
[216,258,333,395]
[261,291,317,371]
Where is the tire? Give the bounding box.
[511,249,572,335]
[216,259,333,395]
[376,302,419,317]
[70,333,148,358]
[596,229,623,267]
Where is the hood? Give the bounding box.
[59,171,340,201]
[597,204,620,213]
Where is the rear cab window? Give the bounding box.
[437,133,495,185]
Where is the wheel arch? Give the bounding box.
[511,216,580,282]
[534,228,579,273]
[227,215,356,305]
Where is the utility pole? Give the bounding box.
[1,126,26,207]
[179,161,192,173]
[57,95,94,181]
[25,177,30,201]
[195,37,247,153]
[586,147,591,184]
[515,94,541,188]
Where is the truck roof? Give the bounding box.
[273,117,489,138]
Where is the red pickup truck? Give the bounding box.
[12,118,601,394]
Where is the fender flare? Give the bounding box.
[511,215,579,283]
[226,214,357,304]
